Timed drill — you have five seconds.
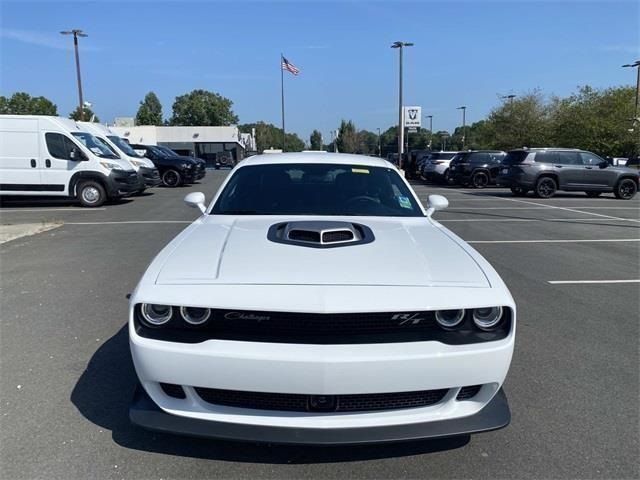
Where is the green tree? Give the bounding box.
[309,129,323,150]
[549,85,636,157]
[69,106,99,122]
[239,122,304,152]
[0,92,57,115]
[482,90,551,150]
[336,120,358,153]
[135,91,163,125]
[356,130,379,155]
[169,89,238,126]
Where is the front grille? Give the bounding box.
[194,387,448,413]
[456,385,482,400]
[160,382,186,399]
[322,230,354,243]
[134,306,512,345]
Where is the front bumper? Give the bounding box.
[130,384,510,444]
[106,170,139,197]
[139,166,162,187]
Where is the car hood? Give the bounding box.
[154,217,489,287]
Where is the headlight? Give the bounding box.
[100,161,124,171]
[141,303,173,326]
[130,159,145,168]
[435,309,465,329]
[472,307,503,330]
[180,306,211,325]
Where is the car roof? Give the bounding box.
[509,147,582,152]
[240,152,391,167]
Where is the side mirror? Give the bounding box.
[426,194,448,218]
[184,192,206,214]
[599,160,608,169]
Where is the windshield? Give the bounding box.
[107,135,141,157]
[94,136,120,158]
[146,145,169,158]
[157,145,178,157]
[212,164,423,217]
[71,132,119,159]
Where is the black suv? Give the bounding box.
[130,144,196,187]
[448,150,506,188]
[497,148,639,199]
[155,145,206,180]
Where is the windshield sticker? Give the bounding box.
[398,195,412,209]
[352,168,369,174]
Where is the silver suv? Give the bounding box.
[496,148,639,199]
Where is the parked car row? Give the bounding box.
[0,115,207,207]
[416,148,639,199]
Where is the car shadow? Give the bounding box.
[71,325,470,464]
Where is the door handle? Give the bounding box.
[30,159,36,168]
[45,159,51,168]
[554,165,563,168]
[585,166,593,170]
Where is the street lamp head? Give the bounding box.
[622,61,640,67]
[391,41,413,48]
[457,106,467,110]
[60,29,87,37]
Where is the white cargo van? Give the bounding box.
[0,115,139,207]
[78,122,161,193]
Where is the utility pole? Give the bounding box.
[391,41,413,170]
[425,115,433,149]
[457,106,467,150]
[377,128,381,157]
[623,61,640,155]
[60,29,88,121]
[502,94,516,104]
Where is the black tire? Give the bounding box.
[614,178,638,200]
[162,169,182,188]
[585,191,602,198]
[471,171,489,189]
[511,186,528,197]
[442,169,452,185]
[535,176,557,198]
[77,180,106,208]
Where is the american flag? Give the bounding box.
[281,56,300,75]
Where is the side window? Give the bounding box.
[487,153,504,164]
[535,152,555,164]
[45,133,68,159]
[470,153,486,164]
[557,152,582,165]
[580,152,604,166]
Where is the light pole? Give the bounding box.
[391,41,413,169]
[376,128,382,157]
[457,106,467,150]
[622,61,640,120]
[425,115,433,149]
[60,29,88,121]
[502,94,516,104]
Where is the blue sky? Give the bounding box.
[1,0,638,142]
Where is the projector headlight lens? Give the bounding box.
[141,303,173,326]
[472,307,503,330]
[435,309,465,329]
[180,306,211,325]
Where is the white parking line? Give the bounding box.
[469,239,640,244]
[464,195,640,223]
[439,218,639,223]
[0,208,106,212]
[65,221,191,225]
[548,279,640,284]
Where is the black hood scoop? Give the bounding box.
[268,221,375,248]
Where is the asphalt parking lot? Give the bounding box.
[1,170,638,479]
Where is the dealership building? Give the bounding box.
[110,120,256,168]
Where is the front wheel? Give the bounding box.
[442,169,452,185]
[511,186,528,197]
[471,171,489,189]
[162,169,182,188]
[77,180,106,207]
[535,177,557,198]
[614,178,638,200]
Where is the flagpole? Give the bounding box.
[280,53,286,151]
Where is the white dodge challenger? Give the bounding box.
[129,153,515,444]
